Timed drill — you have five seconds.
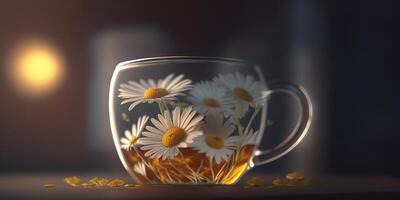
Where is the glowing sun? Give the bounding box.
[9,40,65,98]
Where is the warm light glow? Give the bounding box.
[9,40,65,98]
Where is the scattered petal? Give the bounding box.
[90,177,109,186]
[81,183,95,188]
[43,183,56,188]
[123,183,137,188]
[108,179,125,187]
[70,184,80,188]
[122,113,130,122]
[271,178,286,186]
[64,176,80,186]
[286,179,301,187]
[246,177,264,186]
[286,171,304,180]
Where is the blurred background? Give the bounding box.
[0,0,398,178]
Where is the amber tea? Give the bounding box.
[122,145,255,184]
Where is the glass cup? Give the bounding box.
[109,56,312,184]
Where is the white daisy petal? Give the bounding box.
[139,79,150,88]
[166,74,184,90]
[164,111,173,128]
[150,119,167,132]
[128,81,147,90]
[148,79,157,87]
[124,130,132,140]
[172,107,180,127]
[161,73,175,88]
[120,138,130,145]
[128,100,143,111]
[143,130,163,137]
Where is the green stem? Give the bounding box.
[235,118,244,135]
[245,107,261,133]
[158,103,165,115]
[162,102,170,112]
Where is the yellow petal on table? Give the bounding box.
[64,176,80,185]
[43,183,56,188]
[271,178,286,186]
[286,171,304,180]
[108,179,125,187]
[81,183,95,188]
[124,183,141,188]
[286,179,302,187]
[246,177,264,186]
[90,177,109,186]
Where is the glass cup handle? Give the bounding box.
[251,82,313,167]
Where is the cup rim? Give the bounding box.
[115,56,252,70]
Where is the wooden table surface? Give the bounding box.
[1,172,400,200]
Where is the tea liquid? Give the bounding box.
[121,144,255,184]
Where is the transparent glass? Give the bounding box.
[109,56,312,185]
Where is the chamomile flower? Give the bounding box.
[120,115,149,150]
[214,72,262,118]
[188,81,234,116]
[191,113,239,164]
[118,74,192,111]
[138,107,203,160]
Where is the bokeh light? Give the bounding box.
[9,40,65,98]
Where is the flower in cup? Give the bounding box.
[188,81,234,117]
[120,115,149,150]
[138,107,203,160]
[214,72,262,118]
[133,162,147,177]
[118,74,192,111]
[191,113,238,164]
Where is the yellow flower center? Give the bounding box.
[205,134,224,149]
[143,87,168,99]
[233,87,253,102]
[130,136,138,145]
[202,97,220,108]
[162,127,186,147]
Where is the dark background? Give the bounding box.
[0,0,399,178]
